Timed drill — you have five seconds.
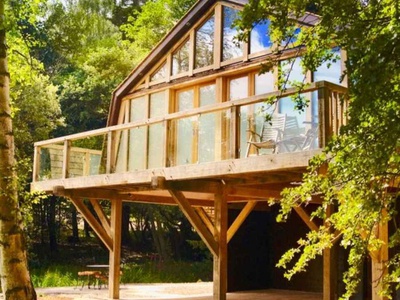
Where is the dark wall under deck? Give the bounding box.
[227,207,323,293]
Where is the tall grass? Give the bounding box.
[31,265,82,287]
[121,260,212,283]
[31,260,212,288]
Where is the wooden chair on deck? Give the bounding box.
[245,114,286,157]
[282,126,318,151]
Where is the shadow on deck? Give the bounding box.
[34,282,322,300]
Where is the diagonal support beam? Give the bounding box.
[90,199,111,237]
[195,207,215,236]
[294,206,319,231]
[169,189,218,256]
[227,201,257,243]
[69,197,113,251]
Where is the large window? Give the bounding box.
[195,15,215,69]
[174,83,218,165]
[129,96,147,171]
[229,76,248,101]
[127,92,167,171]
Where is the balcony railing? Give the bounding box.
[32,81,348,182]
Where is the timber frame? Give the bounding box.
[31,1,392,300]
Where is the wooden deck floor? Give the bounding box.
[33,282,322,300]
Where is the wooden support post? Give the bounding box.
[32,146,40,182]
[106,131,115,174]
[318,85,330,148]
[213,188,228,300]
[109,199,122,300]
[323,205,337,300]
[371,213,389,300]
[62,140,70,179]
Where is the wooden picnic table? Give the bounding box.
[77,265,109,289]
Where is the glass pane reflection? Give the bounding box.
[222,6,242,61]
[251,21,273,53]
[172,39,190,75]
[195,15,215,69]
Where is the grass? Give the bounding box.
[121,260,212,284]
[31,260,213,288]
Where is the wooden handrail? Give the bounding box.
[34,81,346,147]
[32,81,348,182]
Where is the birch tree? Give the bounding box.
[0,1,36,298]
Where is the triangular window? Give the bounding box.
[172,39,190,76]
[150,62,166,82]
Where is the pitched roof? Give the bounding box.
[108,0,248,126]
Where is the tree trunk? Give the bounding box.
[0,2,36,298]
[71,205,79,244]
[121,204,132,247]
[47,196,57,252]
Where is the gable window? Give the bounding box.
[281,27,301,48]
[250,21,273,54]
[222,6,243,61]
[195,15,215,69]
[172,39,190,76]
[150,62,166,82]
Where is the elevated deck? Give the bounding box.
[30,81,347,300]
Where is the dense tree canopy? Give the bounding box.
[4,0,204,265]
[238,0,400,298]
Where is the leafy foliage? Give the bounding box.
[238,0,400,298]
[121,0,197,55]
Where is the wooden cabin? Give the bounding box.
[29,0,373,299]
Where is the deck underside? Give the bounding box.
[31,150,320,206]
